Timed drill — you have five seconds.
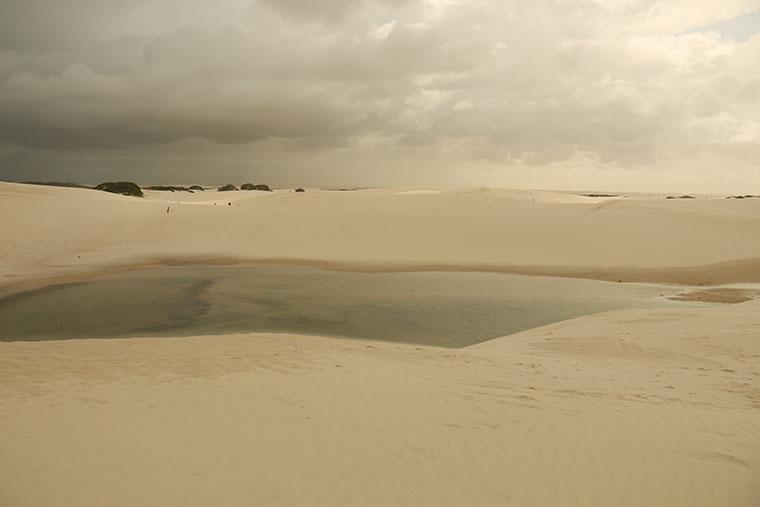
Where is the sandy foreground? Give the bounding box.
[1,182,759,505]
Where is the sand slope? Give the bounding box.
[1,300,758,506]
[2,182,760,288]
[1,182,759,505]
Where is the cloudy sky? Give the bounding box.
[1,0,759,191]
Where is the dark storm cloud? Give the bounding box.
[0,0,759,190]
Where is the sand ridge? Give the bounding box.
[3,182,760,289]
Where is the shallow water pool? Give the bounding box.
[0,266,688,347]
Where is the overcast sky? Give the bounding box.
[1,0,759,191]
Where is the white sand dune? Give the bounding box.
[1,182,760,288]
[1,182,759,506]
[1,301,758,506]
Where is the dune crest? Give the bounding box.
[2,182,760,290]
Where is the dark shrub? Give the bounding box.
[218,184,238,192]
[95,181,143,197]
[295,188,305,193]
[145,185,195,192]
[241,183,272,192]
[189,185,205,191]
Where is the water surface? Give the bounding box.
[0,266,687,347]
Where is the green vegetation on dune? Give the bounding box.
[145,185,195,193]
[241,183,272,191]
[94,181,144,197]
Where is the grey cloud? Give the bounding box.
[0,0,759,190]
[258,0,414,21]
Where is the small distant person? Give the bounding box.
[166,206,170,214]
